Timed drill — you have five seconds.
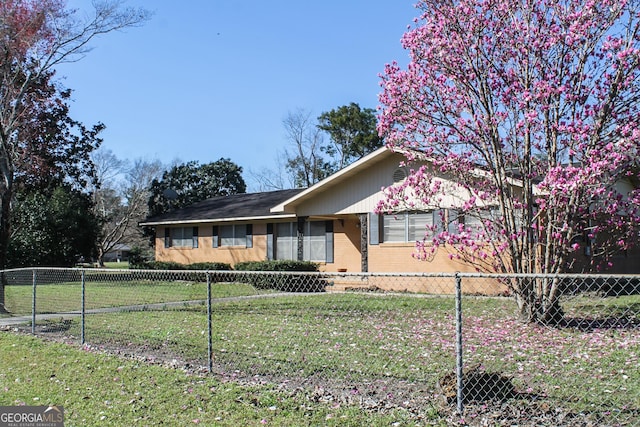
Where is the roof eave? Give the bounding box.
[270,146,394,213]
[139,213,298,227]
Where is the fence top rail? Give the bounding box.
[3,267,640,280]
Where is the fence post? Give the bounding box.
[455,272,464,415]
[207,271,213,373]
[81,270,86,345]
[31,269,36,335]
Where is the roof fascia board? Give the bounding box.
[270,146,394,213]
[140,213,298,227]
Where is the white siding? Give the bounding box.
[286,150,485,217]
[293,155,401,216]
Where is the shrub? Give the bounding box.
[128,247,152,269]
[143,261,186,270]
[187,262,232,271]
[131,261,232,271]
[234,260,325,292]
[234,260,319,272]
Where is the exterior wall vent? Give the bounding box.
[392,167,408,183]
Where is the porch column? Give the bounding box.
[359,214,368,272]
[297,217,307,261]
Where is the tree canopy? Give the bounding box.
[91,149,163,266]
[8,185,99,267]
[148,159,247,217]
[7,75,105,268]
[282,109,332,189]
[377,0,640,323]
[0,0,149,309]
[317,102,383,171]
[14,75,104,193]
[266,104,382,190]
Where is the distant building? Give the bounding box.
[103,244,131,263]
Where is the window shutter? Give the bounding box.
[164,228,171,248]
[325,220,334,263]
[448,209,459,234]
[192,227,199,248]
[433,210,444,234]
[266,223,274,260]
[212,226,219,248]
[369,213,380,245]
[246,224,253,248]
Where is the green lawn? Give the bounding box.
[3,281,258,315]
[2,281,639,425]
[85,294,458,381]
[103,261,129,269]
[0,333,427,427]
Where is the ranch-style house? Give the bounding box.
[140,147,639,290]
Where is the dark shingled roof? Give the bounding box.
[141,189,304,225]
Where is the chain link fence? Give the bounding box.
[1,268,638,425]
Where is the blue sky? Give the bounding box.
[57,1,418,191]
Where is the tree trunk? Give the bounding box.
[97,246,105,267]
[515,277,564,325]
[0,185,11,313]
[539,276,565,325]
[0,147,13,313]
[515,277,538,323]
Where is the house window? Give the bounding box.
[408,212,434,241]
[213,224,253,248]
[167,227,198,248]
[275,221,329,262]
[448,209,461,234]
[459,208,501,235]
[382,212,440,242]
[276,222,296,260]
[220,224,247,246]
[303,221,326,261]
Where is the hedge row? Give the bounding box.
[130,259,318,272]
[234,260,324,292]
[234,260,319,272]
[131,261,233,271]
[129,259,324,292]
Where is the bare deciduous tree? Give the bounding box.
[282,108,331,188]
[92,149,162,266]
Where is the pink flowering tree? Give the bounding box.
[377,0,640,324]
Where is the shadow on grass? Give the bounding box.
[558,315,640,331]
[439,365,542,405]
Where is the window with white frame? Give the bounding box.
[275,221,328,262]
[382,211,441,242]
[165,227,198,248]
[461,213,483,232]
[303,221,327,261]
[453,207,511,241]
[220,224,247,246]
[460,208,499,233]
[276,222,296,260]
[213,224,253,248]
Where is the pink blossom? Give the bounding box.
[377,0,640,321]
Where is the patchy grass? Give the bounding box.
[564,294,640,321]
[83,294,458,381]
[462,312,640,415]
[0,333,428,426]
[3,283,639,425]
